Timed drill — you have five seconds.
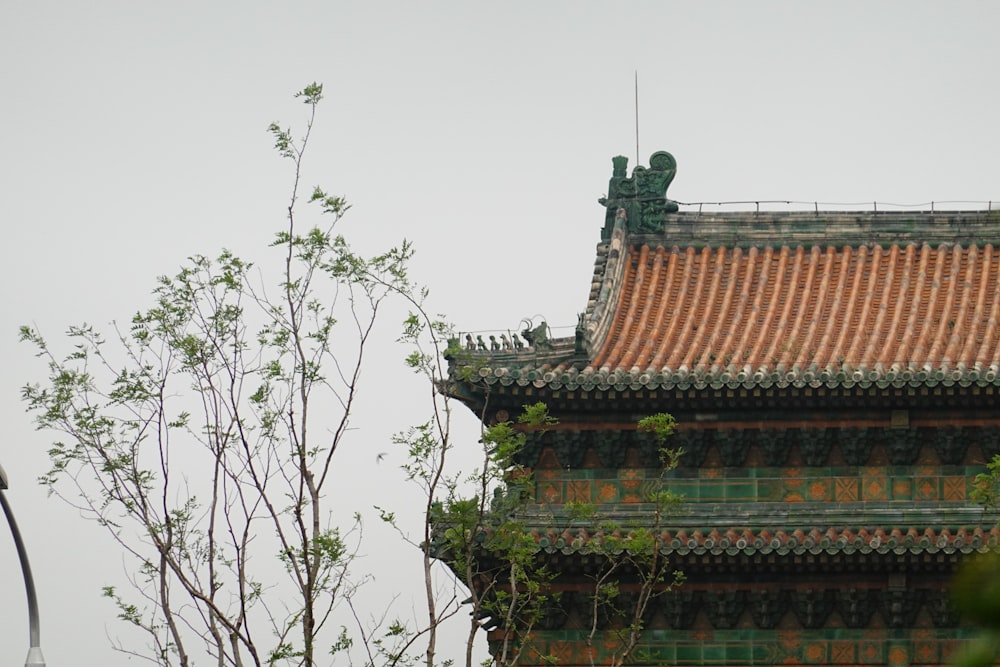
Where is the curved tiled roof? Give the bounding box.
[591,242,1000,381]
[459,211,1000,392]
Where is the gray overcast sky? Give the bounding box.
[2,2,999,665]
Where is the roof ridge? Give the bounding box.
[641,210,1000,249]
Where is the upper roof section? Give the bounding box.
[451,152,1000,394]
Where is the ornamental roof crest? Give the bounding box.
[598,150,679,239]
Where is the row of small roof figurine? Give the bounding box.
[465,332,524,352]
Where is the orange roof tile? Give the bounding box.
[592,241,1000,377]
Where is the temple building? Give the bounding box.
[444,152,1000,666]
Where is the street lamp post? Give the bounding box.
[0,463,46,667]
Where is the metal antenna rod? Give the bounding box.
[634,70,640,167]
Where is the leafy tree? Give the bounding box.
[970,455,1000,511]
[20,82,685,667]
[20,83,414,667]
[955,454,1000,667]
[572,413,685,667]
[389,392,565,667]
[388,307,686,667]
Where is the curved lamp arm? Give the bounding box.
[1,464,46,667]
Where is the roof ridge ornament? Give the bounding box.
[599,151,679,240]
